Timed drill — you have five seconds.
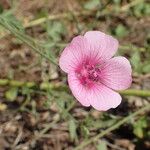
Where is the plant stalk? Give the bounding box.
[0,79,150,97]
[74,103,150,150]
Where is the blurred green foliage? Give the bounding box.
[84,0,100,10]
[97,140,107,150]
[133,2,150,17]
[131,51,150,74]
[69,119,78,141]
[46,21,66,42]
[133,117,149,138]
[114,24,129,38]
[5,87,18,101]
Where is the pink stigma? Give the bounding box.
[76,59,100,88]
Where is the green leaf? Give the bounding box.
[115,24,128,38]
[97,140,107,150]
[143,4,150,15]
[80,125,90,138]
[133,127,144,138]
[22,86,31,95]
[69,119,77,141]
[133,3,145,17]
[5,87,18,101]
[46,21,65,42]
[133,117,148,138]
[143,63,150,73]
[130,51,142,73]
[3,14,24,32]
[84,0,100,10]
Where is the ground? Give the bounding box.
[0,0,150,150]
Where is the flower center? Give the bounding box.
[76,61,101,87]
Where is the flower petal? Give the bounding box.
[84,31,119,61]
[68,71,122,110]
[89,84,122,111]
[68,72,90,107]
[59,35,88,73]
[100,56,132,90]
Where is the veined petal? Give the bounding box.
[84,31,119,61]
[89,84,122,111]
[68,72,90,107]
[68,71,122,110]
[59,31,119,73]
[100,56,132,90]
[59,35,88,73]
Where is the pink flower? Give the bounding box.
[59,31,132,111]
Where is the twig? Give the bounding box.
[74,104,150,150]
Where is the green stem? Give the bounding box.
[0,0,144,40]
[17,0,145,28]
[74,104,150,150]
[0,79,150,97]
[0,79,36,88]
[0,16,58,65]
[119,89,150,97]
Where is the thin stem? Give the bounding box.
[119,89,150,97]
[0,0,144,39]
[24,10,95,28]
[21,0,144,28]
[37,119,59,139]
[0,79,150,97]
[0,16,58,65]
[74,104,150,150]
